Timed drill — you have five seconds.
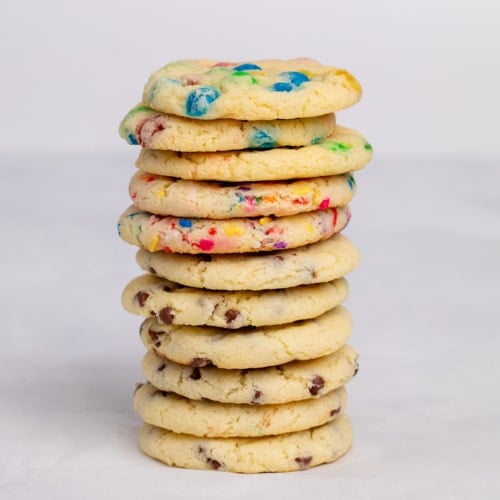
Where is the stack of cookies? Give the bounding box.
[117,59,372,473]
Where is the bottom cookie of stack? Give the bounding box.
[139,415,353,473]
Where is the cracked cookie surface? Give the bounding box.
[139,414,353,473]
[134,382,347,437]
[117,205,350,254]
[137,234,359,290]
[122,274,349,328]
[142,344,358,404]
[120,104,335,151]
[140,305,352,369]
[129,171,355,219]
[142,58,361,120]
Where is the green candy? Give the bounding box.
[231,71,258,84]
[320,141,352,152]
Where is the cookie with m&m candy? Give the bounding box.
[119,103,336,152]
[142,59,362,120]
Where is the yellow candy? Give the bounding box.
[223,224,245,236]
[305,223,315,234]
[291,186,312,196]
[335,69,362,93]
[147,234,160,252]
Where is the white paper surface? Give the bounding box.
[0,151,499,499]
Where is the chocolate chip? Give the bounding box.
[162,285,172,292]
[330,407,341,417]
[207,458,221,470]
[309,375,325,396]
[148,266,157,275]
[252,390,262,404]
[197,446,221,470]
[159,307,175,324]
[135,291,149,307]
[157,363,166,372]
[225,309,240,325]
[190,357,212,368]
[148,329,160,342]
[295,456,312,468]
[189,367,201,380]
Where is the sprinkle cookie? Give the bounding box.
[122,274,349,329]
[134,382,347,438]
[137,126,372,182]
[140,306,352,369]
[142,59,361,120]
[129,171,355,219]
[118,205,350,254]
[137,234,359,290]
[142,345,358,405]
[119,104,336,152]
[139,415,353,473]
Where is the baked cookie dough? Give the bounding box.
[120,104,335,151]
[140,415,352,473]
[136,126,372,181]
[134,382,347,437]
[137,234,359,291]
[142,58,361,120]
[140,306,352,369]
[122,273,350,329]
[142,344,358,405]
[129,171,355,218]
[117,205,350,254]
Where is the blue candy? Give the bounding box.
[233,63,262,71]
[270,82,293,92]
[250,129,276,149]
[281,71,310,87]
[186,86,220,117]
[179,218,193,228]
[127,133,139,145]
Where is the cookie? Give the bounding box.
[122,274,349,329]
[140,415,352,473]
[129,171,355,219]
[137,234,359,291]
[136,126,372,182]
[134,382,347,438]
[140,306,352,369]
[142,58,361,120]
[117,205,350,254]
[142,344,358,405]
[119,104,336,152]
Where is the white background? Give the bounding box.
[1,1,499,498]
